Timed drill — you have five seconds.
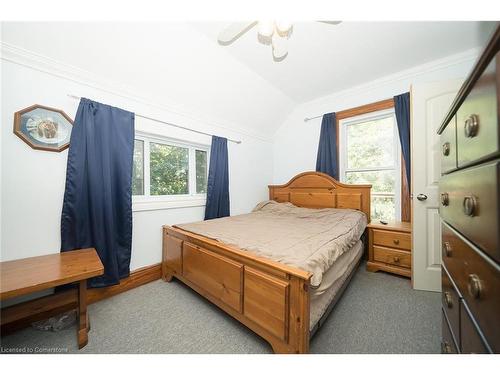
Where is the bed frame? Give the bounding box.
[162,171,371,353]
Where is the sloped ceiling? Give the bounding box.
[2,22,495,139]
[1,22,295,139]
[193,21,496,103]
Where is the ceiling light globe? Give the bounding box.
[276,21,292,33]
[257,21,275,38]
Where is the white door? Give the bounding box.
[411,80,463,292]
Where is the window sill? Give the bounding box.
[132,197,206,212]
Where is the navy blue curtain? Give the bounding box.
[61,98,135,288]
[394,92,411,187]
[204,136,230,220]
[315,112,338,179]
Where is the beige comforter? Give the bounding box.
[176,201,367,287]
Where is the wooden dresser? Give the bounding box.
[366,221,412,278]
[437,26,500,354]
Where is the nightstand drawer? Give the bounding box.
[372,229,411,251]
[373,246,411,268]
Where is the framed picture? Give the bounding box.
[13,104,73,152]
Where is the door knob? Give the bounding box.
[417,194,428,201]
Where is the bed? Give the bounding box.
[162,171,371,353]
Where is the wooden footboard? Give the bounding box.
[162,225,312,354]
[162,172,371,354]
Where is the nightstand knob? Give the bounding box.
[393,239,400,245]
[393,256,400,263]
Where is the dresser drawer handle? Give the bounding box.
[442,241,452,257]
[393,239,400,245]
[393,256,400,263]
[463,195,477,217]
[468,274,482,299]
[444,292,453,308]
[441,341,452,354]
[442,142,451,156]
[441,193,449,206]
[464,114,479,138]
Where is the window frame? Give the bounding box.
[132,131,210,212]
[338,108,402,221]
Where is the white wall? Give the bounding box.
[272,49,480,184]
[0,54,273,270]
[1,22,295,140]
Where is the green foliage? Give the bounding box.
[346,116,395,169]
[345,115,397,221]
[132,140,144,195]
[345,170,394,194]
[150,142,189,195]
[131,140,208,197]
[371,196,396,221]
[195,150,207,194]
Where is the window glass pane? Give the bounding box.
[132,140,144,195]
[346,116,395,169]
[345,170,395,194]
[195,150,208,194]
[150,142,189,195]
[372,196,396,221]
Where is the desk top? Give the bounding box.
[0,248,104,301]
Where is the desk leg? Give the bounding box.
[77,280,88,349]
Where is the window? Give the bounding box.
[132,133,209,211]
[339,108,401,221]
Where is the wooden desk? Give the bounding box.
[0,248,104,348]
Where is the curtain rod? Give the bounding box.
[303,115,323,122]
[67,94,242,144]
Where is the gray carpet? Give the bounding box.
[0,263,441,354]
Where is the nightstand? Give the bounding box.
[366,221,412,278]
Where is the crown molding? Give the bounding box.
[301,47,481,111]
[0,41,273,143]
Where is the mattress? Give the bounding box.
[176,200,367,287]
[310,240,363,330]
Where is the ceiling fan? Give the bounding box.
[217,21,342,62]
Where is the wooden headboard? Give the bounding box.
[268,171,372,222]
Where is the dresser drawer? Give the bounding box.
[183,242,243,313]
[442,266,460,341]
[440,116,457,174]
[439,160,500,263]
[456,55,499,168]
[441,223,500,352]
[442,310,459,354]
[373,246,411,268]
[372,229,411,251]
[460,301,490,353]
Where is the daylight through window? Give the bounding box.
[132,134,208,199]
[339,109,401,221]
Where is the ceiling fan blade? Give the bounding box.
[217,21,258,45]
[272,34,288,62]
[317,21,342,25]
